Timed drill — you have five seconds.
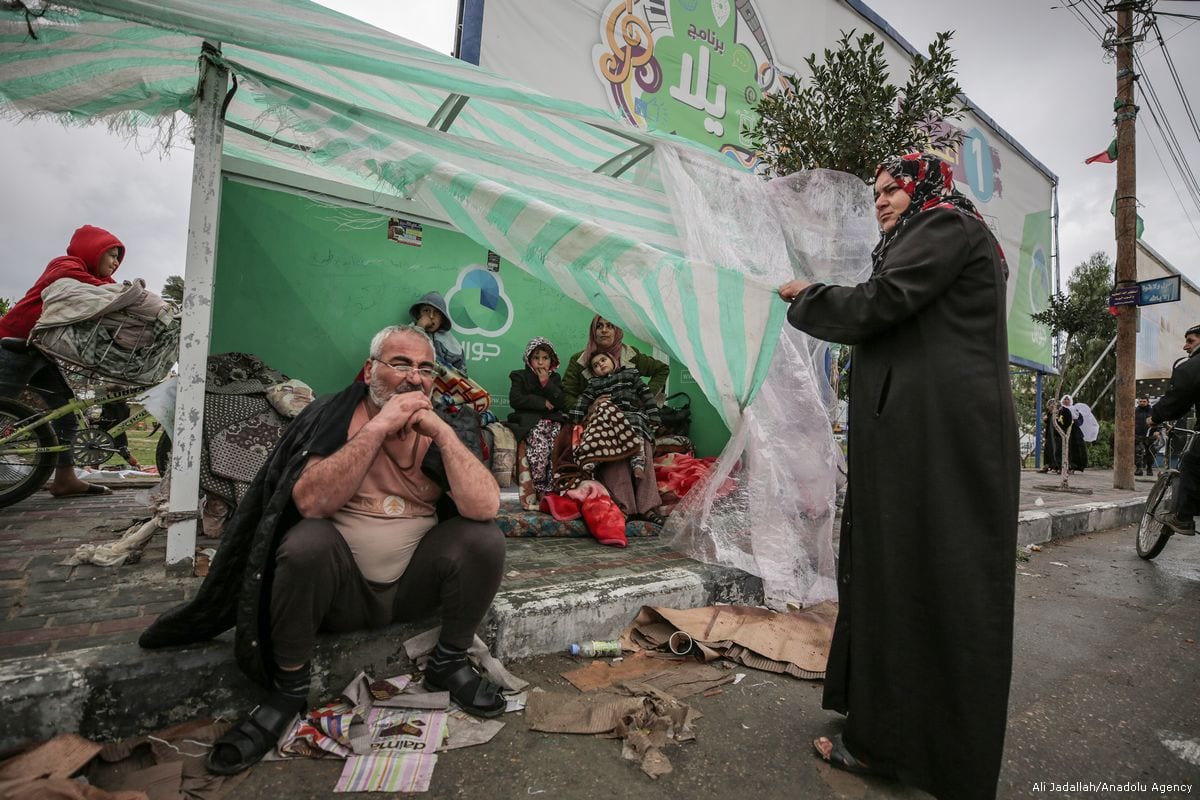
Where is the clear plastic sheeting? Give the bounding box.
[658,146,876,608]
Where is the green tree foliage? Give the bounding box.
[748,30,965,180]
[1010,369,1040,460]
[1058,254,1118,417]
[161,275,185,305]
[1030,252,1117,484]
[1032,252,1117,402]
[0,297,12,317]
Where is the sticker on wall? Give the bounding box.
[444,265,514,337]
[486,250,501,272]
[387,218,423,247]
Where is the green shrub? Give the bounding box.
[1087,420,1115,468]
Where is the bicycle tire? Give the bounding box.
[0,396,58,509]
[155,432,172,478]
[1136,470,1175,560]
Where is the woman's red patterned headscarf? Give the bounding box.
[873,152,1006,276]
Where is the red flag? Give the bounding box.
[1085,138,1118,164]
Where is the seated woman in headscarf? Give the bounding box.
[1059,394,1091,472]
[561,315,669,410]
[553,316,669,526]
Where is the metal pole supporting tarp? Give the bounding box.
[166,43,228,576]
[1035,371,1044,468]
[1071,334,1118,399]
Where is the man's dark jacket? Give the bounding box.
[1135,405,1153,437]
[1151,350,1200,426]
[139,383,483,688]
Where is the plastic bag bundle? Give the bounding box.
[657,145,875,607]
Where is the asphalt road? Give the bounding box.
[232,524,1199,799]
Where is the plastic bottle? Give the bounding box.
[568,640,622,657]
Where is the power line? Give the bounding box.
[1149,19,1200,144]
[1141,111,1200,245]
[1053,0,1106,40]
[1133,49,1200,211]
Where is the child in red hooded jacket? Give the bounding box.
[0,224,125,497]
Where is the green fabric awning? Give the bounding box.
[1,0,792,423]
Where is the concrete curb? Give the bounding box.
[488,564,763,659]
[1017,497,1145,548]
[1,496,1143,751]
[0,562,760,750]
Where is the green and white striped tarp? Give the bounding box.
[0,0,789,423]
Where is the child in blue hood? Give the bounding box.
[410,291,467,375]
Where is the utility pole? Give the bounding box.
[1110,2,1140,491]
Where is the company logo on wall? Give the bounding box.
[444,265,514,338]
[592,0,794,169]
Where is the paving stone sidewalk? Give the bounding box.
[0,468,1151,749]
[0,488,698,662]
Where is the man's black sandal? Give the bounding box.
[206,703,294,775]
[423,661,506,719]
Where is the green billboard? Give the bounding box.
[210,178,730,455]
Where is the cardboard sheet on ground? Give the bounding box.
[561,651,733,698]
[0,734,136,800]
[526,686,699,779]
[624,604,837,679]
[442,709,505,751]
[0,777,148,799]
[87,719,250,800]
[0,734,101,783]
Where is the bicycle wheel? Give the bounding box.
[1136,470,1176,560]
[0,396,58,508]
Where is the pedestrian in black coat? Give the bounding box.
[1148,325,1200,530]
[1134,397,1154,475]
[779,152,1019,800]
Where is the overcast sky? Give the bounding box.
[1,0,1197,304]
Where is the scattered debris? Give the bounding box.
[623,604,836,680]
[526,686,698,779]
[562,652,732,698]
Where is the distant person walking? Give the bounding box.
[1134,396,1155,476]
[1058,394,1093,472]
[1040,397,1061,472]
[779,152,1019,800]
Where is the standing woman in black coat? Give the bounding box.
[507,337,567,510]
[778,153,1019,800]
